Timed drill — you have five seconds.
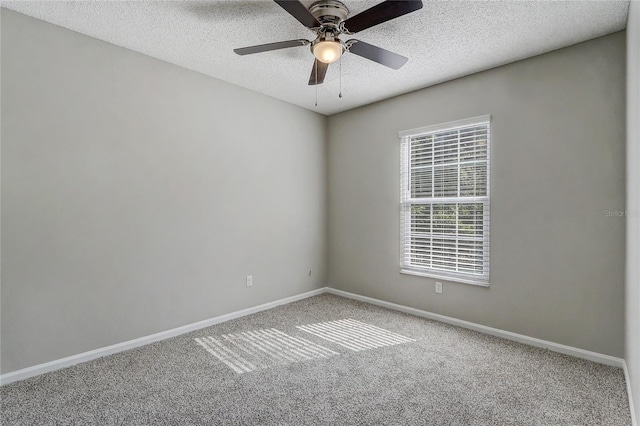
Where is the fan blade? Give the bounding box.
[343,0,423,33]
[308,59,329,85]
[347,40,408,69]
[234,39,310,56]
[273,0,321,28]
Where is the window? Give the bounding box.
[399,116,490,286]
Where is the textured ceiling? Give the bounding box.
[2,1,630,115]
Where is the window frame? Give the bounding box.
[399,115,491,287]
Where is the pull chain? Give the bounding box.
[315,60,318,107]
[339,56,342,98]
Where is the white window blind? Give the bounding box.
[399,116,490,286]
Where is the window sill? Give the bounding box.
[400,268,490,287]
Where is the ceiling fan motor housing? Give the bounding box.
[309,0,349,28]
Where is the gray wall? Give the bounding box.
[626,1,640,421]
[0,10,327,374]
[327,32,626,357]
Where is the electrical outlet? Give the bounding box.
[246,275,253,287]
[435,281,443,294]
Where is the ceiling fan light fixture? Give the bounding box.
[312,40,343,64]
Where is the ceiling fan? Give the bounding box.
[233,0,423,86]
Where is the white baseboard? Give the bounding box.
[623,360,639,426]
[325,288,625,368]
[0,285,630,395]
[0,287,328,386]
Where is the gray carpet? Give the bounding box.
[0,294,632,425]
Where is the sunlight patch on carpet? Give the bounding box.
[195,328,339,374]
[296,319,415,352]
